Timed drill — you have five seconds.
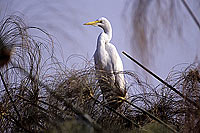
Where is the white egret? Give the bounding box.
[84,17,126,108]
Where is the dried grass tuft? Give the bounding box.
[0,15,199,133]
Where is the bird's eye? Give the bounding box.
[99,20,103,23]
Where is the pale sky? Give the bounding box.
[1,0,199,85]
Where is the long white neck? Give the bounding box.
[103,22,112,43]
[96,20,113,49]
[97,30,112,49]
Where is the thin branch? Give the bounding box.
[122,51,200,109]
[181,0,200,31]
[120,97,177,133]
[90,95,140,128]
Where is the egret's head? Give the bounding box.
[84,17,111,33]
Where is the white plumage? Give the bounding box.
[84,17,126,108]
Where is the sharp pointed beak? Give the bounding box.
[83,20,100,25]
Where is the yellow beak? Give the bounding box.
[83,20,100,25]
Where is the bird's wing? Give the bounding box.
[106,43,123,72]
[106,43,125,93]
